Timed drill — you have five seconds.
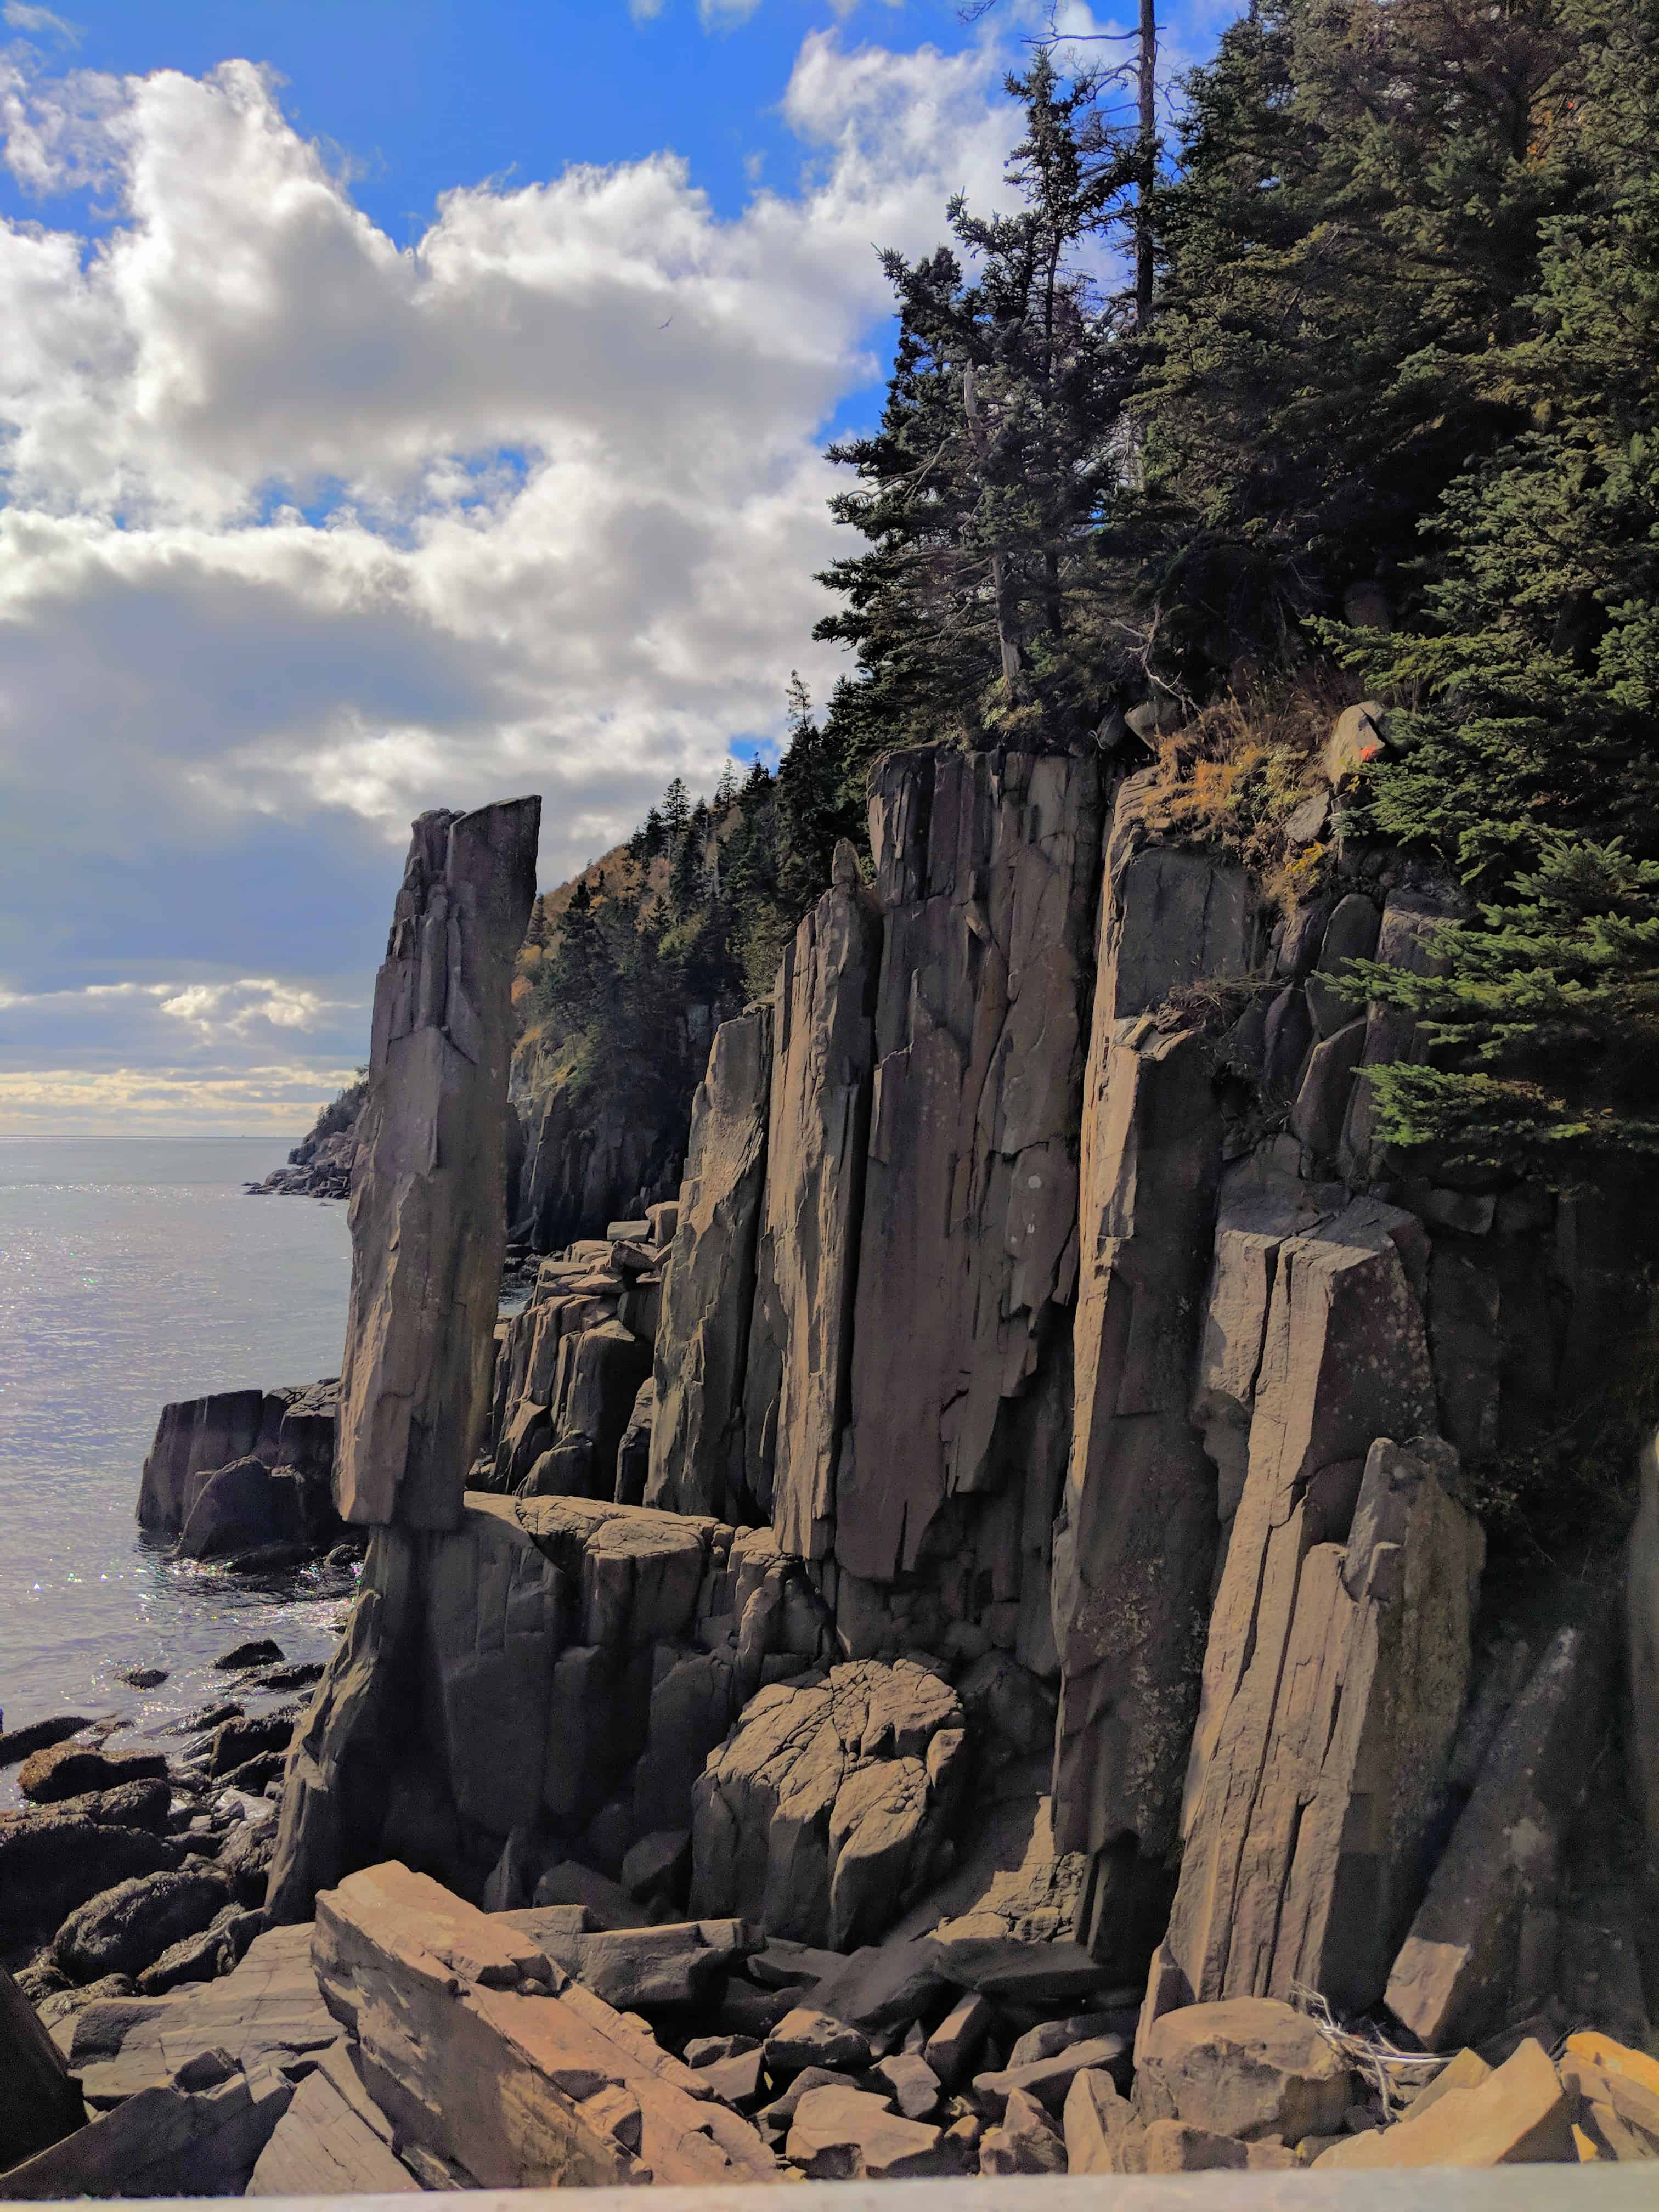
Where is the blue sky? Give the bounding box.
[0,0,1232,1136]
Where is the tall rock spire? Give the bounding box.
[334,797,540,1528]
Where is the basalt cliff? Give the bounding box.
[8,739,1659,2192]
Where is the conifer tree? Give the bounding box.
[817,57,1137,763]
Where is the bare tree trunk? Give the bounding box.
[963,362,1023,696]
[1136,0,1157,330]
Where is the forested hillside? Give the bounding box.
[512,0,1657,1200]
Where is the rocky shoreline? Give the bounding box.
[3,767,1656,2191]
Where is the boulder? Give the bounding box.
[785,2084,950,2179]
[245,2068,418,2196]
[175,1457,300,1561]
[1135,1998,1352,2143]
[334,798,540,1531]
[207,1708,297,1779]
[742,847,881,1554]
[924,1991,991,2086]
[0,1812,178,1950]
[54,1868,232,1984]
[1142,2118,1249,2171]
[979,2086,1067,2175]
[0,1716,93,1768]
[1322,701,1386,789]
[0,1963,84,2170]
[1386,1621,1611,2050]
[1314,2038,1573,2168]
[1166,1435,1482,2014]
[16,1741,167,1803]
[690,1660,964,1947]
[973,2034,1131,2117]
[764,2007,872,2077]
[873,2051,940,2121]
[137,1388,271,1535]
[215,1639,284,1671]
[1063,2067,1142,2175]
[837,748,1102,1583]
[621,1829,691,1903]
[312,1861,781,2188]
[645,1004,773,1521]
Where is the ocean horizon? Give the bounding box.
[0,1135,354,1792]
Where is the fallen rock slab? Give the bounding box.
[979,2085,1067,2175]
[765,2006,872,2077]
[873,2050,940,2120]
[1063,2067,1142,2175]
[1136,1997,1352,2143]
[75,1925,337,2108]
[245,2068,417,2196]
[974,2032,1132,2115]
[0,2068,291,2199]
[1314,2037,1574,2168]
[785,2083,950,2179]
[498,1908,749,2010]
[0,1964,84,2170]
[314,1860,784,2188]
[924,1990,991,2086]
[929,1926,1117,2005]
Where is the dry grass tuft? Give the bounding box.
[1137,672,1347,919]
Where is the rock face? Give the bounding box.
[646,1003,773,1521]
[743,844,881,1556]
[1050,772,1253,1918]
[836,748,1102,1585]
[251,733,1655,2142]
[1386,1622,1610,2050]
[335,798,540,1530]
[137,1381,338,1545]
[1164,1435,1482,2013]
[691,1660,966,1948]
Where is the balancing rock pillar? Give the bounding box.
[335,799,541,1529]
[268,798,539,1919]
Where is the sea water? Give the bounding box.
[0,1136,353,1792]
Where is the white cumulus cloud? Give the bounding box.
[0,25,1024,1130]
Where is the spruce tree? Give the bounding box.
[1340,0,1659,1170]
[816,57,1137,765]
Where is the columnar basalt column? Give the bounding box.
[335,799,541,1530]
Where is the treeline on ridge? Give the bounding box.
[520,0,1658,1176]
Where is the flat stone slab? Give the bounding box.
[245,2068,417,2195]
[74,1925,336,2108]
